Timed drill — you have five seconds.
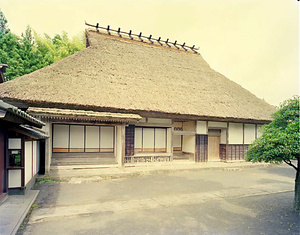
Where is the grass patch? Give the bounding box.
[37,178,61,184]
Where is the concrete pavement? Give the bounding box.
[43,161,271,183]
[0,190,39,235]
[20,164,299,234]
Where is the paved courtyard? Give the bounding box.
[18,164,299,235]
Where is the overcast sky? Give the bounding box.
[0,0,299,106]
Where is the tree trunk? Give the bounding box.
[293,158,300,211]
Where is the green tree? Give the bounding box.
[20,26,46,74]
[246,96,300,211]
[0,32,24,79]
[0,9,10,37]
[0,9,85,80]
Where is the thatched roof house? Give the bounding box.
[0,26,276,169]
[0,29,274,123]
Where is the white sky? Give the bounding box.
[0,0,299,106]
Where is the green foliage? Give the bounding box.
[0,9,85,80]
[246,96,300,165]
[37,178,61,184]
[0,9,10,36]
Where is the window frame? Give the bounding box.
[52,124,115,153]
[134,127,167,153]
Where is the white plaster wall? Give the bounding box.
[228,123,243,144]
[196,121,207,134]
[147,118,172,124]
[155,128,166,148]
[25,141,33,185]
[182,135,195,153]
[70,125,84,148]
[8,169,22,188]
[208,121,227,128]
[85,126,100,148]
[220,129,227,144]
[134,128,142,148]
[100,126,114,148]
[173,135,182,148]
[257,124,264,138]
[53,124,69,148]
[244,124,256,144]
[143,128,154,149]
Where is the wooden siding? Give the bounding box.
[125,125,135,156]
[195,134,208,162]
[226,144,249,161]
[219,144,226,161]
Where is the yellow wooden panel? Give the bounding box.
[53,148,69,153]
[155,148,166,152]
[100,148,114,153]
[85,148,100,152]
[69,148,84,152]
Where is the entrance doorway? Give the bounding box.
[208,130,221,161]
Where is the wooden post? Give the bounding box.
[116,124,125,168]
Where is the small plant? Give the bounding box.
[37,178,61,184]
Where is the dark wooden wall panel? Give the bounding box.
[195,134,208,162]
[125,125,135,156]
[219,144,226,161]
[226,144,249,161]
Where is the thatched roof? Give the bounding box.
[28,107,142,123]
[0,29,275,122]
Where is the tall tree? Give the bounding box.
[246,96,300,211]
[0,9,84,80]
[0,9,10,36]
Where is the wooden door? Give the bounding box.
[208,136,220,161]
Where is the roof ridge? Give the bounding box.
[85,22,199,54]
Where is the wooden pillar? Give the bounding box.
[116,124,125,168]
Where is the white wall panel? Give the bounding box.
[134,128,142,148]
[8,170,22,188]
[173,135,182,148]
[220,129,227,144]
[8,138,21,149]
[228,123,243,144]
[244,124,256,144]
[155,129,166,148]
[70,125,84,148]
[208,121,227,128]
[143,128,154,149]
[25,141,32,185]
[100,126,114,148]
[196,121,207,134]
[182,135,195,153]
[53,125,69,148]
[85,126,100,148]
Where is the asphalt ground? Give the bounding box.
[18,164,299,235]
